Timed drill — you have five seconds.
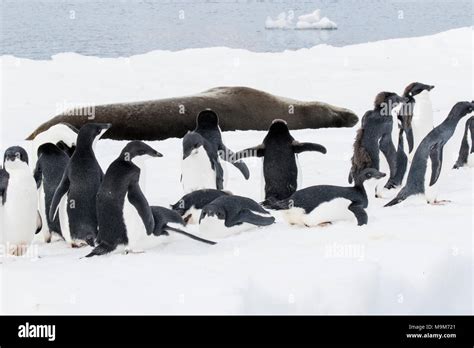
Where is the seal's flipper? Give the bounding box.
[348,204,368,225]
[292,141,327,154]
[429,145,443,186]
[227,209,275,227]
[49,171,70,221]
[127,180,155,235]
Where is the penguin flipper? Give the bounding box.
[85,242,115,257]
[429,145,443,186]
[405,127,414,154]
[292,141,327,154]
[0,168,9,205]
[348,204,367,226]
[218,144,250,179]
[165,225,216,245]
[227,209,275,227]
[33,158,42,189]
[36,211,43,234]
[49,171,70,221]
[127,180,154,235]
[453,121,471,169]
[232,144,265,161]
[379,133,398,182]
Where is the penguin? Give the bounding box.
[86,141,215,257]
[385,101,474,207]
[181,109,250,193]
[348,92,407,197]
[232,119,327,206]
[0,146,42,256]
[453,116,474,169]
[49,123,111,247]
[30,123,79,165]
[199,195,275,238]
[34,142,76,243]
[400,83,435,161]
[268,168,386,227]
[171,189,231,224]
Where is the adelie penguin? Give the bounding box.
[385,101,474,207]
[233,119,326,206]
[348,92,407,197]
[49,123,111,247]
[199,195,275,238]
[33,124,79,243]
[453,116,474,169]
[86,141,215,257]
[268,168,386,227]
[0,146,42,256]
[171,189,231,224]
[181,109,250,193]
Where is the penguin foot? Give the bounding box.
[123,249,145,255]
[317,222,332,227]
[429,200,451,206]
[71,240,88,248]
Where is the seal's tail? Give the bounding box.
[165,225,216,245]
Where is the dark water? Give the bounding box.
[0,0,472,59]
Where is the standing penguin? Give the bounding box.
[171,189,231,224]
[0,146,42,256]
[233,119,326,206]
[181,109,250,193]
[349,92,407,195]
[49,123,111,247]
[34,141,77,243]
[268,168,386,227]
[385,101,474,206]
[199,195,275,238]
[453,116,474,169]
[86,141,215,257]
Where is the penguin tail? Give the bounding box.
[84,242,115,258]
[165,225,217,245]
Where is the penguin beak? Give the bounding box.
[376,172,387,179]
[152,151,163,158]
[428,85,435,91]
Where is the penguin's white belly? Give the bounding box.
[199,215,254,238]
[424,157,438,203]
[59,194,72,245]
[410,99,433,158]
[284,198,354,227]
[2,173,38,252]
[466,127,474,167]
[183,206,201,225]
[181,149,217,194]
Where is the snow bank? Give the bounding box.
[0,28,472,314]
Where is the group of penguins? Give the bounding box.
[0,82,473,258]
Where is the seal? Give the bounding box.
[26,86,359,141]
[385,101,474,207]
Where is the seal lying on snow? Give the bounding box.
[27,86,358,141]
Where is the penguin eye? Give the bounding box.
[366,173,372,178]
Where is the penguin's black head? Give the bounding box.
[265,119,292,141]
[199,204,226,222]
[183,132,205,160]
[356,168,386,183]
[77,123,112,145]
[3,146,28,165]
[403,82,435,99]
[196,109,219,129]
[56,141,76,157]
[451,101,474,119]
[120,141,162,162]
[374,92,407,114]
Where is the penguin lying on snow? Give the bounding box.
[268,168,386,227]
[49,123,111,248]
[385,101,474,207]
[453,116,474,169]
[0,146,42,256]
[348,92,407,196]
[233,119,326,206]
[171,189,231,224]
[86,141,215,257]
[181,109,250,193]
[199,195,275,238]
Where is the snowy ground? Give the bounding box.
[0,28,473,314]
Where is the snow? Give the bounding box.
[265,11,293,29]
[0,27,473,314]
[266,9,337,30]
[296,17,338,30]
